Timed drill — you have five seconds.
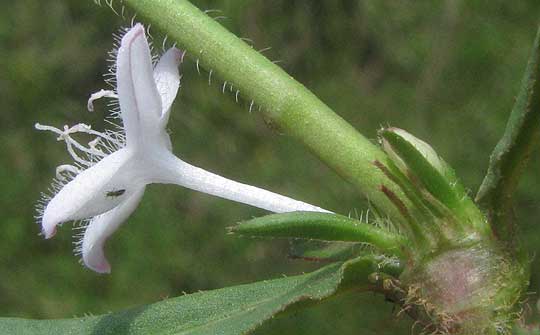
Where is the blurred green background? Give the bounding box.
[2,1,540,334]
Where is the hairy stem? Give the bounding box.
[123,0,411,224]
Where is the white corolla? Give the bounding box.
[36,24,328,274]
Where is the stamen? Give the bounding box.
[87,89,118,112]
[35,123,90,164]
[56,164,80,180]
[35,123,114,166]
[63,126,107,158]
[88,138,103,152]
[64,140,93,167]
[38,122,123,150]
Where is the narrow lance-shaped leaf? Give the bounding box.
[476,25,540,242]
[229,212,407,258]
[289,239,366,262]
[0,257,402,335]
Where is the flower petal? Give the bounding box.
[116,24,162,146]
[41,149,135,238]
[153,47,183,120]
[152,153,331,214]
[82,186,145,274]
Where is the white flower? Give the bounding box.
[36,24,329,274]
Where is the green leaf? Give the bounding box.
[229,212,406,257]
[476,26,540,243]
[0,257,401,335]
[289,240,365,262]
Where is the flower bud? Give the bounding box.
[378,127,488,237]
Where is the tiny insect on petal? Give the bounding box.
[106,189,126,198]
[41,149,134,239]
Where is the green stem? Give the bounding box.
[124,0,411,224]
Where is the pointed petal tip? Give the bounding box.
[82,231,112,274]
[159,47,184,68]
[168,47,184,63]
[83,252,112,274]
[80,187,145,274]
[41,211,60,239]
[122,23,145,45]
[117,22,164,144]
[132,22,144,31]
[42,226,57,239]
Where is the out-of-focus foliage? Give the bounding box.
[1,1,540,334]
